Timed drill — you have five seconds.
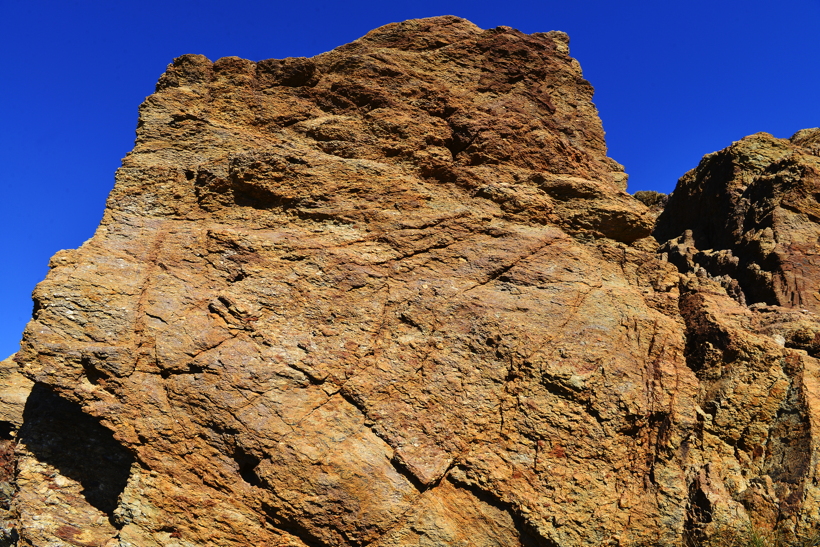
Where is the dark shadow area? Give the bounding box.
[231,446,263,488]
[261,501,326,547]
[0,422,13,441]
[17,383,134,517]
[683,476,713,547]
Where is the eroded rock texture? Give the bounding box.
[656,129,820,311]
[652,129,820,543]
[3,15,820,547]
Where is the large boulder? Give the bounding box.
[5,16,819,547]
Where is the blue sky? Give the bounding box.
[1,0,819,357]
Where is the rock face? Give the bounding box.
[656,129,820,311]
[650,129,820,543]
[2,15,819,547]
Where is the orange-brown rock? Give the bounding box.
[651,129,820,542]
[655,129,820,310]
[3,15,819,547]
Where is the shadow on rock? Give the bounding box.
[17,383,133,516]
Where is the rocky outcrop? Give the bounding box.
[2,15,819,547]
[651,129,820,543]
[655,129,820,311]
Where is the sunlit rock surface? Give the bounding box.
[2,16,819,547]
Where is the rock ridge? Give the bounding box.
[656,129,820,312]
[0,15,818,547]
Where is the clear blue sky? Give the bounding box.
[1,0,819,358]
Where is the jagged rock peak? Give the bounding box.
[124,15,651,242]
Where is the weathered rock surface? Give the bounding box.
[651,129,820,542]
[2,15,819,547]
[0,358,32,432]
[0,357,32,545]
[655,129,820,311]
